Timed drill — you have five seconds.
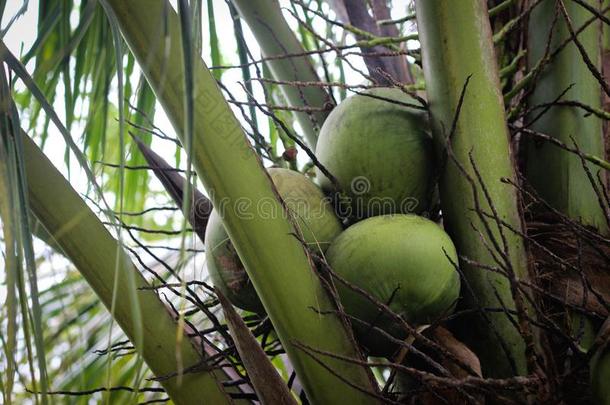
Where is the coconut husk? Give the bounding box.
[418,328,484,405]
[527,214,610,319]
[394,327,484,405]
[526,212,610,403]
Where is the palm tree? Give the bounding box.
[1,0,609,404]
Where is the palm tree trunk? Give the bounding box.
[102,1,379,403]
[526,0,609,360]
[415,0,531,378]
[329,0,404,84]
[526,0,608,233]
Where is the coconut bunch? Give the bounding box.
[138,88,460,359]
[201,87,461,358]
[314,88,460,357]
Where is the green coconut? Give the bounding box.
[205,209,264,313]
[205,167,343,313]
[326,214,460,357]
[315,87,434,219]
[268,167,343,251]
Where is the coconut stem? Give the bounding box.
[526,0,608,233]
[415,0,532,378]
